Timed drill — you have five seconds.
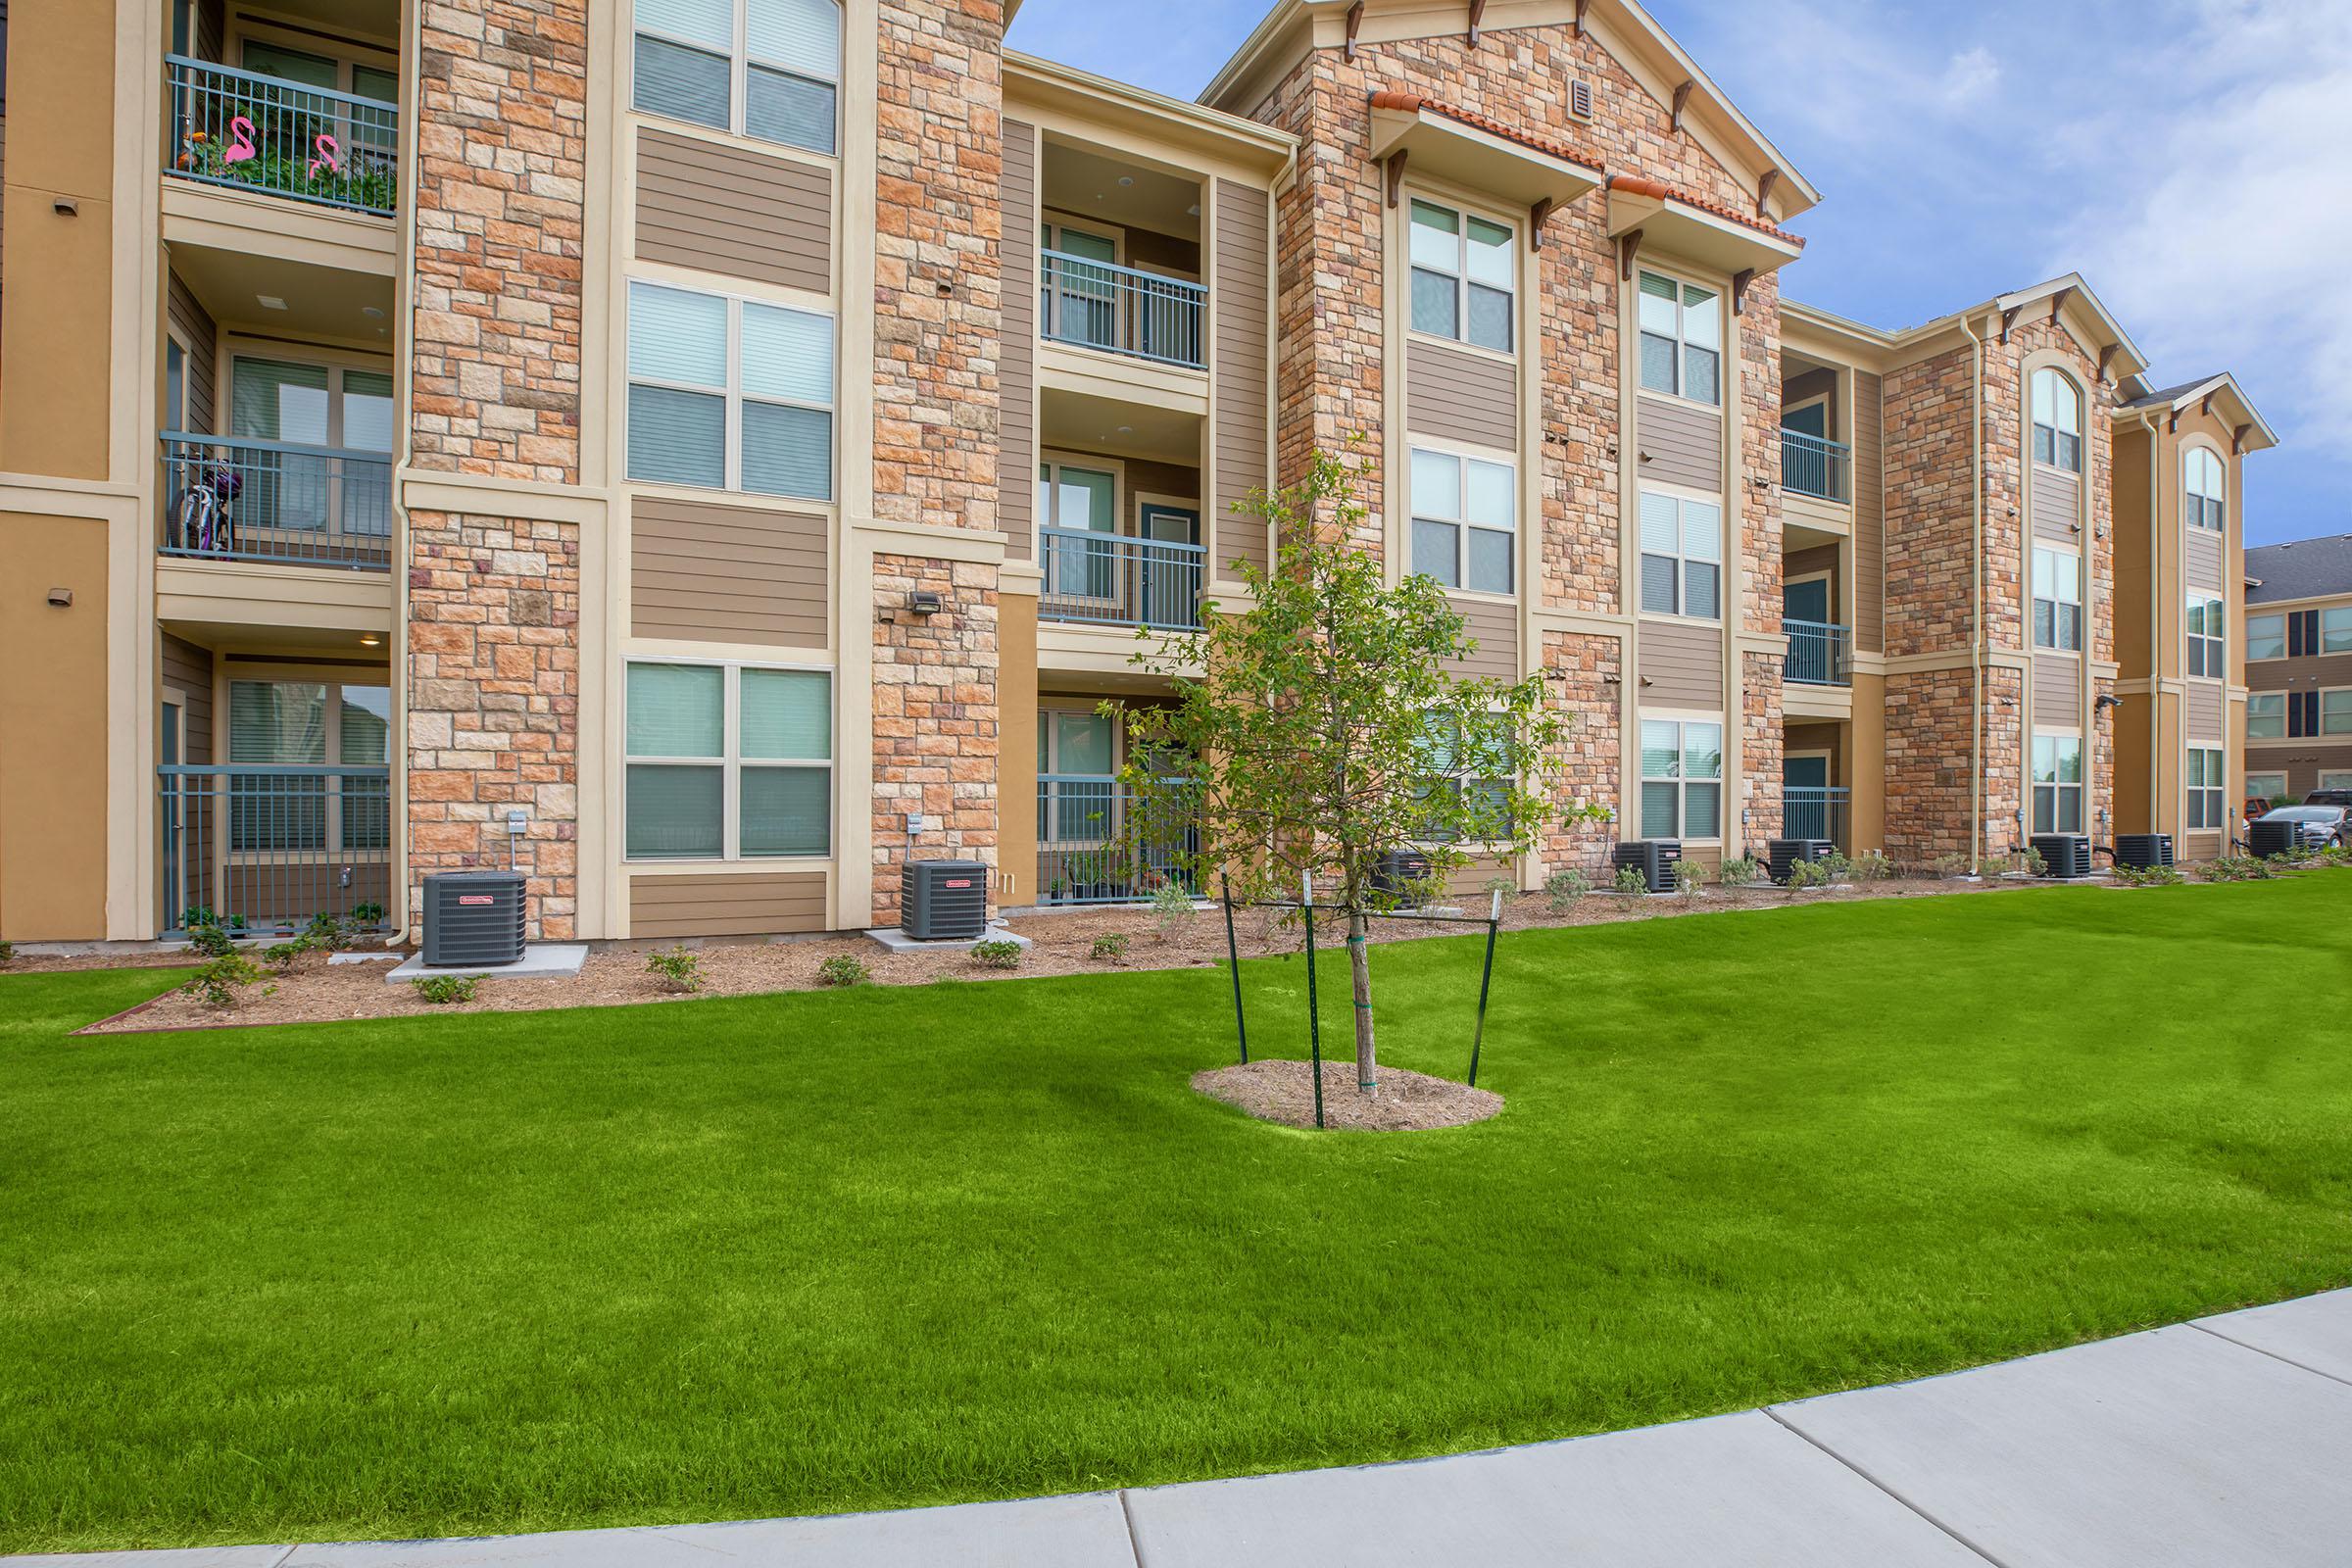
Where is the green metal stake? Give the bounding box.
[1301,870,1324,1130]
[1467,887,1502,1088]
[1222,873,1248,1064]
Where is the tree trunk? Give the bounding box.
[1348,909,1376,1094]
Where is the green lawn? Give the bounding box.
[5,877,2351,1553]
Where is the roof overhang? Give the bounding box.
[1605,175,1802,278]
[2111,372,2279,453]
[1004,53,1298,178]
[1367,95,1602,210]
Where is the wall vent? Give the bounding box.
[1569,78,1594,122]
[902,858,989,941]
[421,870,528,967]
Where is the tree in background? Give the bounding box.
[1116,444,1581,1098]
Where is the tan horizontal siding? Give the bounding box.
[630,870,828,937]
[631,496,829,647]
[2031,466,2081,542]
[2184,528,2226,593]
[1406,340,1516,452]
[634,127,831,295]
[1212,177,1271,579]
[2185,679,2225,741]
[2034,653,2082,727]
[1853,370,1885,654]
[1638,620,1723,709]
[2182,831,2224,860]
[1636,396,1722,493]
[1445,596,1517,678]
[1000,121,1038,563]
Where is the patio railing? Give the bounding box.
[1783,785,1850,849]
[158,764,394,937]
[1781,428,1850,503]
[1040,250,1207,369]
[161,433,393,570]
[1036,775,1197,906]
[1784,618,1853,687]
[165,55,399,216]
[1039,527,1205,631]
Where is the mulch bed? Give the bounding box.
[1194,1058,1504,1132]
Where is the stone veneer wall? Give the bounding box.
[1542,631,1622,877]
[404,0,588,937]
[869,0,1004,923]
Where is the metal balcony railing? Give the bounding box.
[165,55,399,216]
[1039,527,1205,630]
[1784,618,1853,687]
[158,764,395,937]
[1783,785,1850,849]
[1036,775,1198,906]
[1781,428,1850,503]
[1040,250,1207,369]
[161,433,393,571]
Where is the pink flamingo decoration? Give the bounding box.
[309,133,341,181]
[222,115,257,165]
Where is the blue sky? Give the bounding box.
[1005,0,2351,546]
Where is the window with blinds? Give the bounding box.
[226,680,389,855]
[627,280,835,500]
[625,662,833,860]
[634,0,840,157]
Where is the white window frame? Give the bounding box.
[2186,594,2225,679]
[2245,772,2288,805]
[2032,547,2082,652]
[631,0,843,158]
[1636,269,1723,408]
[2321,771,2352,791]
[2325,688,2352,737]
[623,657,835,863]
[625,278,836,501]
[1407,443,1516,595]
[1638,486,1724,621]
[1405,196,1517,356]
[2031,368,2082,473]
[2031,732,2085,835]
[2326,606,2352,655]
[2183,446,2226,533]
[2247,612,2286,662]
[1638,714,1726,843]
[2186,747,2226,830]
[2247,691,2286,741]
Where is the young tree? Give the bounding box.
[1115,444,1577,1098]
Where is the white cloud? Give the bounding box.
[1938,46,2000,107]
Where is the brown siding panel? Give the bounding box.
[2185,679,2225,741]
[2031,467,2081,542]
[631,496,829,647]
[1000,121,1037,563]
[2249,652,2352,691]
[1212,178,1270,579]
[1637,397,1724,494]
[1853,370,1885,654]
[2184,528,2226,593]
[166,271,218,435]
[1406,341,1516,452]
[1444,596,1517,678]
[1638,620,1724,709]
[2034,653,2082,727]
[630,871,827,938]
[634,128,832,295]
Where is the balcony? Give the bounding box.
[159,765,394,937]
[1040,528,1205,631]
[1781,429,1850,504]
[162,434,393,572]
[165,56,399,217]
[1784,785,1850,849]
[1785,619,1853,687]
[1036,775,1199,906]
[1041,252,1206,370]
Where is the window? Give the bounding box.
[2032,548,2082,651]
[2184,448,2225,532]
[2247,693,2286,740]
[226,679,389,854]
[2031,734,2084,835]
[1412,714,1513,843]
[2245,772,2287,805]
[2327,690,2352,736]
[2324,771,2352,791]
[625,662,832,860]
[2328,607,2352,655]
[1408,200,1514,353]
[634,0,841,156]
[2247,612,2286,662]
[1409,448,1514,593]
[1637,272,1721,404]
[1639,491,1722,618]
[2285,690,2322,738]
[2186,595,2225,678]
[2186,748,2226,830]
[1639,718,1723,840]
[627,281,834,500]
[228,357,395,537]
[2031,368,2082,472]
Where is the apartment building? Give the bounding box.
[0,0,2276,945]
[2242,534,2352,808]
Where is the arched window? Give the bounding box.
[2031,368,2082,472]
[2184,447,2226,532]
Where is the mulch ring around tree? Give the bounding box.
[1194,1058,1503,1132]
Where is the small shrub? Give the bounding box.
[1716,856,1760,887]
[185,921,238,958]
[183,953,267,1009]
[305,911,361,953]
[645,946,704,994]
[816,954,870,988]
[1090,931,1131,963]
[1932,852,1975,879]
[351,902,386,927]
[0,940,14,964]
[1850,850,1896,882]
[2019,846,2049,879]
[263,940,305,970]
[2113,862,2184,887]
[1670,858,1706,900]
[1614,863,1649,896]
[2319,844,2352,868]
[971,938,1023,969]
[412,973,480,1005]
[1785,858,1834,892]
[1821,849,1853,880]
[2207,855,2277,883]
[1544,868,1590,911]
[1151,879,1198,941]
[1395,874,1445,909]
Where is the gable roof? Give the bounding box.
[1785,275,2152,382]
[2114,371,2279,453]
[2246,536,2352,606]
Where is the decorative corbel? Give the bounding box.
[1731,268,1755,318]
[1574,0,1590,37]
[1467,0,1487,45]
[2047,285,2073,325]
[2232,422,2251,456]
[1998,305,2021,343]
[2168,409,2180,434]
[2200,392,2216,421]
[2096,342,2118,384]
[1385,150,1407,210]
[1670,79,1694,132]
[1345,0,1363,61]
[1618,227,1644,282]
[1756,168,1780,220]
[1529,196,1556,252]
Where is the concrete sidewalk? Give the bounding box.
[15,1289,2351,1567]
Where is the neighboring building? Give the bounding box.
[0,0,2278,944]
[2242,534,2352,808]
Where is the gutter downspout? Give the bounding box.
[2138,410,2163,832]
[1960,312,1985,873]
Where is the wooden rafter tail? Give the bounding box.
[1385,150,1408,209]
[1670,79,1694,132]
[1466,0,1486,45]
[1345,0,1363,61]
[2047,284,2074,325]
[1618,227,1643,282]
[1756,168,1780,220]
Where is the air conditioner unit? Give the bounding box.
[1372,848,1436,903]
[1765,837,1834,885]
[1610,839,1681,892]
[2247,819,2303,858]
[902,858,989,941]
[2115,833,2174,870]
[2030,834,2093,879]
[421,870,527,967]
